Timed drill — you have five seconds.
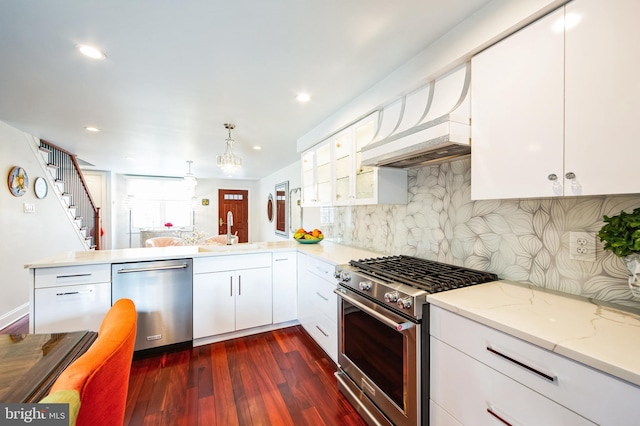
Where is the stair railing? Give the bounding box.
[40,140,101,250]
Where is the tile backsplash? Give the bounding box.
[322,158,640,308]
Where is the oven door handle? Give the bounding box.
[334,289,415,332]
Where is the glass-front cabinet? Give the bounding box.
[302,140,332,206]
[301,112,407,207]
[353,114,377,203]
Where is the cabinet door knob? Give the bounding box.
[565,172,576,179]
[547,174,558,181]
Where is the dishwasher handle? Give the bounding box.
[116,263,189,274]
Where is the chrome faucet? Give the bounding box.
[226,211,234,245]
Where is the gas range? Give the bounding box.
[335,255,498,320]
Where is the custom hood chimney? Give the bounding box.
[361,62,471,168]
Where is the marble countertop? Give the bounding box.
[24,240,384,269]
[427,280,640,387]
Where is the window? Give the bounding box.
[125,176,194,229]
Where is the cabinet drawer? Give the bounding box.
[303,255,336,282]
[34,282,111,333]
[431,337,595,425]
[302,313,337,362]
[194,253,271,273]
[311,278,337,319]
[431,306,640,425]
[35,264,111,288]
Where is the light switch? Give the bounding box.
[23,203,36,213]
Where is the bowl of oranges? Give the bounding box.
[293,228,324,244]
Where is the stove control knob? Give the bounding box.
[384,291,399,303]
[340,271,351,282]
[333,270,341,279]
[359,281,372,291]
[397,297,412,310]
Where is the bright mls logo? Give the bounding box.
[1,404,68,425]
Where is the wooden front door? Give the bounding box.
[218,189,249,243]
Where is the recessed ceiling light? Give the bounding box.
[253,146,261,150]
[296,92,311,103]
[77,44,106,60]
[84,126,100,132]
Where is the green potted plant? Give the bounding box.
[598,207,640,297]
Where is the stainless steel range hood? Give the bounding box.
[361,62,471,168]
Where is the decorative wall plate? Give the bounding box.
[8,166,28,197]
[34,177,48,199]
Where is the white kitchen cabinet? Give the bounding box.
[272,251,297,324]
[472,0,640,200]
[301,140,332,206]
[564,0,640,196]
[430,305,640,425]
[302,113,407,207]
[333,113,407,206]
[193,254,272,339]
[33,264,111,333]
[296,253,339,361]
[471,7,564,200]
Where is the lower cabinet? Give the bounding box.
[33,264,112,333]
[297,253,338,362]
[272,251,297,324]
[193,254,272,339]
[430,306,640,425]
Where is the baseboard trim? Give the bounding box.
[193,320,300,347]
[0,303,29,330]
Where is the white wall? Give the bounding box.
[257,160,302,242]
[0,121,85,328]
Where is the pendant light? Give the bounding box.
[184,160,197,196]
[216,123,242,175]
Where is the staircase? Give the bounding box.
[38,140,101,250]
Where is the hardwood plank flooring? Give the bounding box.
[1,318,366,426]
[124,326,367,426]
[0,315,28,334]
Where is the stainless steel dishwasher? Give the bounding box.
[112,259,192,351]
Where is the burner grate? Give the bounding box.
[349,255,497,293]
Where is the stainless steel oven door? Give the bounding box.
[334,285,420,426]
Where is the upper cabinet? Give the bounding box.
[471,0,640,200]
[302,113,407,207]
[564,0,640,197]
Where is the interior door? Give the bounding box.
[218,189,249,243]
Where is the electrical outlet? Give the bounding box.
[23,203,35,213]
[569,231,596,262]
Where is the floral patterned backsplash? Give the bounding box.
[322,158,640,309]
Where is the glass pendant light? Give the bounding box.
[216,123,242,175]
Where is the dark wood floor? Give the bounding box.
[1,318,367,426]
[125,326,367,426]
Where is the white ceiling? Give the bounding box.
[0,0,492,179]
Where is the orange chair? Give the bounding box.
[47,298,137,426]
[144,236,184,247]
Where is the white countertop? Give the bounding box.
[427,280,640,387]
[24,240,384,269]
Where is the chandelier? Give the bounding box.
[216,123,242,174]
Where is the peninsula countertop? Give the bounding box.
[427,280,640,387]
[24,240,384,269]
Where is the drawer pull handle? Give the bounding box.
[274,258,288,262]
[316,325,329,337]
[316,292,328,301]
[116,264,189,273]
[56,289,92,296]
[487,346,556,382]
[487,407,513,426]
[56,273,92,279]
